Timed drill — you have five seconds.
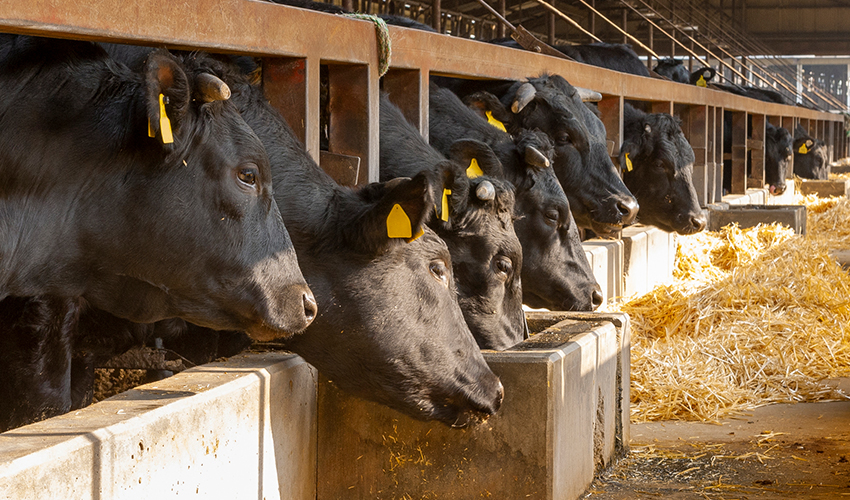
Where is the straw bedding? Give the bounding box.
[615,191,850,423]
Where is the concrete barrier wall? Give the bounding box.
[0,354,318,500]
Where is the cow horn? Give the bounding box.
[525,146,550,169]
[576,87,602,103]
[475,180,496,201]
[512,83,536,113]
[196,73,231,102]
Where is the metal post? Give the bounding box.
[548,0,556,45]
[730,111,747,194]
[498,0,506,38]
[432,0,441,32]
[622,8,627,45]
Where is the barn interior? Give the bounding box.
[0,0,849,499]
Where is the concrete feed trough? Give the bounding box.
[316,312,630,500]
[707,204,807,234]
[0,313,629,500]
[798,179,850,198]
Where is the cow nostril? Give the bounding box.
[591,288,604,310]
[691,215,707,232]
[617,198,640,225]
[303,291,317,323]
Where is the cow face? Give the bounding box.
[492,75,639,237]
[793,126,828,180]
[0,38,313,341]
[431,158,524,350]
[620,106,706,235]
[281,174,504,427]
[765,123,793,194]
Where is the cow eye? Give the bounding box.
[237,166,258,187]
[429,260,450,287]
[544,209,560,225]
[556,132,571,144]
[494,256,513,278]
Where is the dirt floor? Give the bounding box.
[586,399,850,499]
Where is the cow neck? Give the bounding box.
[232,83,347,252]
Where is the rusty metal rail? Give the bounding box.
[0,0,843,201]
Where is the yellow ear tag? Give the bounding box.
[158,93,174,144]
[386,203,412,239]
[147,118,155,138]
[798,143,809,155]
[440,188,451,222]
[466,158,484,179]
[485,111,507,132]
[624,153,634,172]
[696,75,707,88]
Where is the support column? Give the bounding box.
[748,114,765,190]
[730,111,747,194]
[598,96,624,171]
[683,105,709,205]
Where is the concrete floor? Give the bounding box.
[586,397,850,499]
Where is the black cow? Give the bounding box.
[379,94,525,350]
[211,56,504,427]
[0,37,319,430]
[0,36,314,339]
[765,123,793,194]
[653,58,717,87]
[619,103,706,235]
[793,125,829,179]
[428,83,603,311]
[711,83,793,105]
[444,74,640,237]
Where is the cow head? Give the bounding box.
[281,173,504,427]
[475,75,639,237]
[653,58,689,84]
[690,67,716,87]
[0,40,314,341]
[765,123,793,195]
[620,104,706,235]
[793,125,829,180]
[433,142,525,350]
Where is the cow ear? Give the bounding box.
[144,50,191,146]
[462,92,513,130]
[350,173,434,253]
[448,139,504,178]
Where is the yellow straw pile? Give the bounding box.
[620,196,850,423]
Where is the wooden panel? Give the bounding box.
[730,112,748,195]
[383,69,424,136]
[598,96,623,168]
[748,114,766,190]
[684,105,709,205]
[714,107,725,202]
[327,64,379,184]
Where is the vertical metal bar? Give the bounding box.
[591,0,596,35]
[548,1,556,45]
[730,111,747,194]
[432,0,441,32]
[648,24,654,72]
[498,0,506,37]
[748,114,765,190]
[597,96,623,170]
[621,8,627,45]
[343,0,354,12]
